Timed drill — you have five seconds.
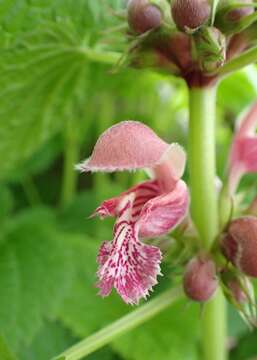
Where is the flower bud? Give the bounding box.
[183,254,218,302]
[221,216,257,277]
[215,0,254,35]
[227,278,248,303]
[171,0,211,32]
[195,27,226,72]
[168,32,193,70]
[128,0,162,34]
[226,0,254,23]
[157,32,193,71]
[226,33,249,60]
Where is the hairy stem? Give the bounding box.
[188,86,227,360]
[60,117,79,207]
[53,287,183,360]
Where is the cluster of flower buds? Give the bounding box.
[182,215,257,310]
[124,0,256,85]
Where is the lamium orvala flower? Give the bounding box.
[228,101,257,194]
[77,121,189,304]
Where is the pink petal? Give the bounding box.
[236,101,257,137]
[154,144,186,192]
[93,180,160,220]
[228,101,257,193]
[232,137,257,173]
[76,121,169,172]
[93,197,120,219]
[138,180,189,238]
[229,137,257,193]
[97,241,112,265]
[96,194,162,305]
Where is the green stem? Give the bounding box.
[53,287,183,360]
[80,47,121,65]
[218,45,257,76]
[189,87,218,247]
[60,118,79,207]
[188,86,227,360]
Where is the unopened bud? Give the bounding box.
[195,27,226,73]
[165,32,193,70]
[128,0,162,34]
[216,0,255,34]
[221,269,248,303]
[171,0,211,32]
[221,216,257,277]
[227,0,254,22]
[228,278,248,303]
[183,254,218,302]
[227,33,249,60]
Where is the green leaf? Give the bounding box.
[8,135,62,182]
[218,71,257,115]
[228,305,248,338]
[20,320,117,360]
[230,330,257,360]
[111,301,200,360]
[58,187,124,238]
[0,207,74,351]
[0,334,16,360]
[20,321,75,360]
[58,235,128,339]
[0,186,13,223]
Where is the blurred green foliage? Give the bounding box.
[0,0,257,359]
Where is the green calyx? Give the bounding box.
[194,26,226,72]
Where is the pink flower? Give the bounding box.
[229,102,257,194]
[77,121,189,304]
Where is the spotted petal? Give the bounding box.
[96,194,162,304]
[138,180,189,238]
[94,180,160,220]
[93,198,120,219]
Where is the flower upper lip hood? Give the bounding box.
[229,102,257,194]
[76,120,186,180]
[77,120,189,305]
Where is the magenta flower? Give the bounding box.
[77,121,189,304]
[229,102,257,194]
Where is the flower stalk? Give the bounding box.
[52,287,183,360]
[188,86,227,360]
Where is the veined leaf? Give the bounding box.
[111,301,199,360]
[20,320,118,360]
[0,207,74,351]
